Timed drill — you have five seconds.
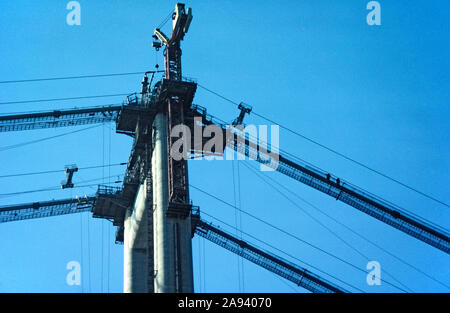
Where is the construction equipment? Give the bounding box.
[0,2,448,294]
[0,196,347,293]
[61,164,78,189]
[232,103,252,126]
[194,219,346,293]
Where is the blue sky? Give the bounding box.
[0,1,449,293]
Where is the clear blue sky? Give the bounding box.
[0,1,448,293]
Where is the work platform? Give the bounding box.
[93,78,199,244]
[116,79,197,137]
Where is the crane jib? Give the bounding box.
[226,135,450,254]
[195,219,346,293]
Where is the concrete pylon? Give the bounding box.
[123,182,152,292]
[152,112,194,293]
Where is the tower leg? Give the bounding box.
[123,183,151,293]
[152,112,194,293]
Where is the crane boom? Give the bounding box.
[224,130,450,254]
[0,197,95,223]
[194,219,347,293]
[190,109,449,253]
[0,194,346,293]
[0,105,122,132]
